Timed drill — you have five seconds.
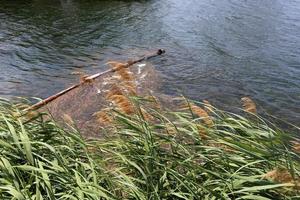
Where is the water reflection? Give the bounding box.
[0,0,299,124]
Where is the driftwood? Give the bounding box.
[24,49,165,111]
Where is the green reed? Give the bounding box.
[0,97,299,199]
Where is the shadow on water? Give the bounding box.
[0,0,299,125]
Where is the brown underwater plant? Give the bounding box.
[182,102,213,127]
[93,110,113,125]
[291,140,300,153]
[263,168,300,188]
[106,61,128,71]
[241,96,257,114]
[62,113,74,125]
[203,100,214,113]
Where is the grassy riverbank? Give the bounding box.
[0,97,299,199]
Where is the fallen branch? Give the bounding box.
[24,49,165,111]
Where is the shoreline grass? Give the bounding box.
[0,97,299,199]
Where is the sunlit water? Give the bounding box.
[0,0,299,124]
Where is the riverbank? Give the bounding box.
[0,97,299,199]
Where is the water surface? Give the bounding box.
[0,0,299,124]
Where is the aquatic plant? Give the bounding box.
[0,97,299,199]
[0,99,114,199]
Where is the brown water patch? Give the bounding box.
[43,62,165,138]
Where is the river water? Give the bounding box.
[0,0,299,124]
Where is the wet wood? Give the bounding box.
[24,49,165,111]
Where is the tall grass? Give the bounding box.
[0,97,299,199]
[0,99,113,199]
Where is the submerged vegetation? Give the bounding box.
[0,95,300,199]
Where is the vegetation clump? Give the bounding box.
[0,97,299,199]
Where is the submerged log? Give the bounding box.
[24,49,165,112]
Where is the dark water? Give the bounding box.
[0,0,299,124]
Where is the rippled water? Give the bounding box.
[0,0,299,124]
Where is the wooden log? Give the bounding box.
[24,49,165,112]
